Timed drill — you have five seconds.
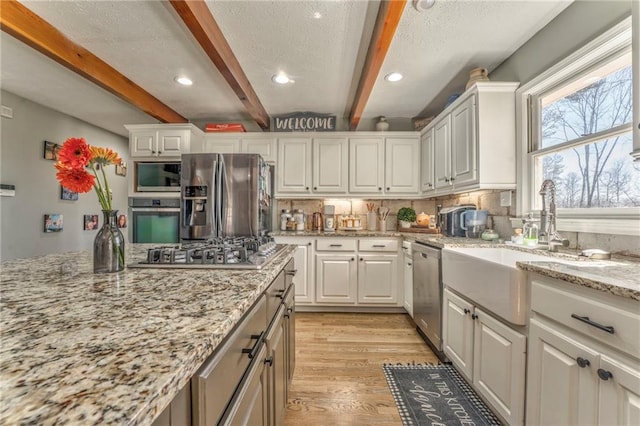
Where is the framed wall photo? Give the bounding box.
[44,214,63,232]
[43,141,60,161]
[60,186,78,201]
[115,162,127,177]
[117,214,127,228]
[83,214,99,231]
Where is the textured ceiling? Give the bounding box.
[1,0,573,136]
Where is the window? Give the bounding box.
[516,17,638,235]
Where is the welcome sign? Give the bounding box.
[272,112,336,132]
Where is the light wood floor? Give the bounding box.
[284,312,439,425]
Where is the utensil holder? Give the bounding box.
[367,212,377,231]
[378,218,387,232]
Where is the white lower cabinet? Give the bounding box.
[315,253,357,304]
[357,254,398,304]
[276,236,401,307]
[273,237,314,304]
[526,275,640,426]
[443,288,526,425]
[402,241,413,317]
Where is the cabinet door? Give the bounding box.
[442,288,474,381]
[451,94,477,186]
[473,307,526,426]
[357,254,398,304]
[385,137,419,193]
[130,130,157,157]
[315,253,357,304]
[420,128,435,193]
[313,138,348,193]
[434,115,452,189]
[526,318,598,426]
[349,137,384,194]
[219,344,268,426]
[274,237,314,304]
[277,138,312,194]
[202,137,241,154]
[598,354,640,426]
[403,254,413,317]
[241,138,276,162]
[265,307,287,426]
[157,129,188,157]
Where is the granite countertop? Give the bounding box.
[0,244,296,425]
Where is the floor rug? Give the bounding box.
[383,363,502,426]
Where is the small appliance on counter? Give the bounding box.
[312,212,323,231]
[323,205,336,232]
[438,204,476,237]
[460,209,488,238]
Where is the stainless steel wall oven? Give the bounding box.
[129,198,180,244]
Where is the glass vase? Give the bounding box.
[94,210,125,273]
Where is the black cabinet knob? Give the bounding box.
[308,242,312,246]
[386,187,390,191]
[351,257,354,261]
[463,308,470,315]
[306,187,309,190]
[471,314,478,320]
[597,369,613,380]
[314,187,317,190]
[576,357,590,368]
[265,356,273,366]
[378,187,382,191]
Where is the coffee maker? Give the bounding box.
[323,205,336,232]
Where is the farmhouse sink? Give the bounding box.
[441,247,552,325]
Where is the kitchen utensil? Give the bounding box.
[312,212,323,231]
[367,212,377,231]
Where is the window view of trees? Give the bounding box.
[537,63,638,208]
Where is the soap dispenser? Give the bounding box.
[522,213,539,246]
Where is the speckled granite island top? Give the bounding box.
[0,244,296,425]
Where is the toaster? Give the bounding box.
[438,205,477,237]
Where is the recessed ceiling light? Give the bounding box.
[413,0,436,11]
[174,76,193,86]
[272,72,293,84]
[384,72,403,82]
[313,12,322,19]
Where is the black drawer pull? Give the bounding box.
[373,245,386,247]
[329,244,343,247]
[241,332,264,359]
[597,369,613,381]
[265,356,273,366]
[576,357,590,368]
[571,314,615,334]
[285,269,297,276]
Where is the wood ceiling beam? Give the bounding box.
[0,0,188,124]
[169,0,271,130]
[348,0,407,130]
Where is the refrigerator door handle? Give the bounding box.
[216,157,224,237]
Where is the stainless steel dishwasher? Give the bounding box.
[412,240,445,360]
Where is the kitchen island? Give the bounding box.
[0,244,296,425]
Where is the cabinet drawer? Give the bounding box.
[358,239,398,252]
[531,277,640,357]
[316,238,356,251]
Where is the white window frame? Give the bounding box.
[515,16,639,236]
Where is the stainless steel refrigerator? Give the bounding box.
[180,153,273,240]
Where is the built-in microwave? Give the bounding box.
[135,161,181,192]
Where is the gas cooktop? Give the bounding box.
[129,236,285,270]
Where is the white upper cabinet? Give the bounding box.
[451,94,477,187]
[277,138,312,194]
[420,128,435,193]
[127,124,201,158]
[384,137,420,194]
[312,137,348,193]
[200,137,240,154]
[424,82,519,195]
[349,137,384,194]
[199,134,276,162]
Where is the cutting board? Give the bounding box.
[398,225,440,234]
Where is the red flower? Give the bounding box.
[57,137,92,169]
[55,163,95,193]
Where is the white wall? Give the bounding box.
[0,90,130,261]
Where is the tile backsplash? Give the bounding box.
[276,189,638,257]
